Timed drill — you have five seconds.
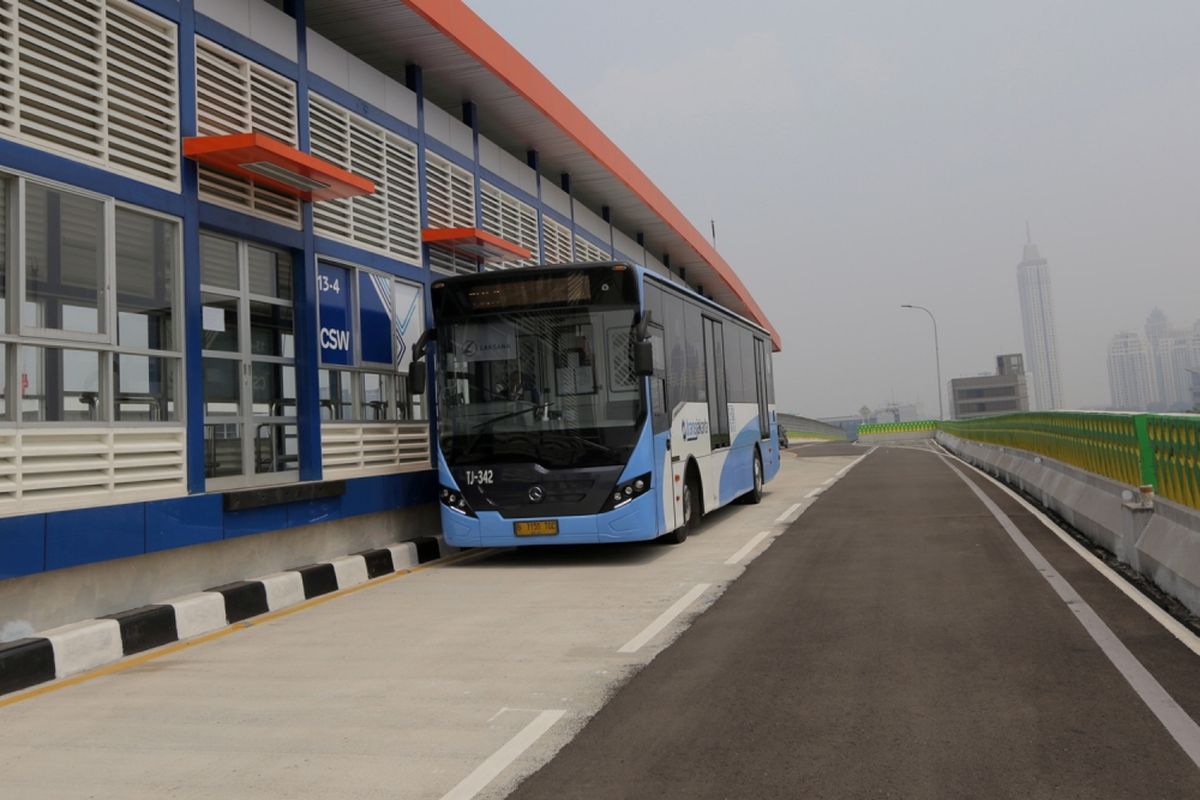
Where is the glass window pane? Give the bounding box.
[248,246,292,300]
[115,354,177,421]
[205,422,243,478]
[202,357,240,417]
[253,423,297,474]
[319,369,352,420]
[359,372,392,420]
[252,362,295,417]
[21,346,102,422]
[397,371,426,421]
[200,234,239,289]
[25,184,105,335]
[201,293,238,352]
[0,343,6,418]
[116,209,178,352]
[250,301,293,357]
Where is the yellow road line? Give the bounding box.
[0,547,493,710]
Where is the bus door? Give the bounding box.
[648,324,675,534]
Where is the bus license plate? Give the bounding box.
[514,520,558,536]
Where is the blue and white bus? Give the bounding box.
[410,262,780,546]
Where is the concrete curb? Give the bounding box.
[0,536,447,698]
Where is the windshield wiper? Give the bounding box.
[471,402,541,431]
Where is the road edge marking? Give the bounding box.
[941,454,1200,769]
[439,709,566,800]
[618,583,711,654]
[774,503,803,525]
[725,531,772,566]
[937,445,1200,658]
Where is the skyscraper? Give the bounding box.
[1106,331,1152,410]
[1016,227,1064,410]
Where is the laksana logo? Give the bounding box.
[681,419,709,441]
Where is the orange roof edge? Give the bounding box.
[402,1,780,351]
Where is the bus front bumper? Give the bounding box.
[441,489,660,547]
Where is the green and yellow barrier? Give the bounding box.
[941,412,1200,512]
[857,420,938,437]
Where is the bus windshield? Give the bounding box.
[436,303,645,468]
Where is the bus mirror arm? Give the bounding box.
[408,328,435,396]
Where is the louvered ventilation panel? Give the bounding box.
[542,217,574,265]
[308,94,421,264]
[195,37,300,227]
[424,151,477,274]
[574,234,608,263]
[480,181,538,270]
[321,423,431,477]
[0,1,179,189]
[0,428,185,517]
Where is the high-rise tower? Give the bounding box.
[1106,331,1152,410]
[1016,227,1064,410]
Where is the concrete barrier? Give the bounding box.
[937,431,1200,617]
[857,429,935,445]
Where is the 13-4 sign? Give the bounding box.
[318,262,353,366]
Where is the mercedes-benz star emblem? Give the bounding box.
[528,485,545,503]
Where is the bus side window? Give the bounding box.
[649,325,669,433]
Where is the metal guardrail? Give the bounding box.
[937,412,1200,512]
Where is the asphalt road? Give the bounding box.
[507,444,1200,799]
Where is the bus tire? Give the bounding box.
[738,451,764,505]
[663,470,699,544]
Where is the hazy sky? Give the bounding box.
[465,0,1200,418]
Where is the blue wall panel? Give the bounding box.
[0,515,46,580]
[46,505,146,571]
[287,495,344,528]
[223,504,291,539]
[146,495,223,553]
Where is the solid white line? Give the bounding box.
[822,477,835,485]
[941,455,1200,769]
[804,488,823,499]
[725,531,772,565]
[439,709,566,800]
[936,445,1200,658]
[774,503,803,525]
[618,583,711,654]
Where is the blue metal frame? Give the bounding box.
[179,0,205,494]
[291,0,322,482]
[528,150,544,263]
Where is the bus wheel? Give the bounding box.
[738,451,764,505]
[663,472,698,544]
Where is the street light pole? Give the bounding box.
[901,304,944,420]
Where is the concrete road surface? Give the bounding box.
[508,444,1200,799]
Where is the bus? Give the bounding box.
[409,262,780,547]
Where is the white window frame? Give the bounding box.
[0,169,185,428]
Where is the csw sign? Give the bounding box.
[318,262,353,366]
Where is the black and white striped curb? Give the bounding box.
[0,537,445,698]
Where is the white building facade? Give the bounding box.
[1106,331,1152,411]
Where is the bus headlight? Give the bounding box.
[439,485,476,517]
[602,473,651,512]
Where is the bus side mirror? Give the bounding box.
[633,340,654,376]
[408,360,426,396]
[407,328,434,395]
